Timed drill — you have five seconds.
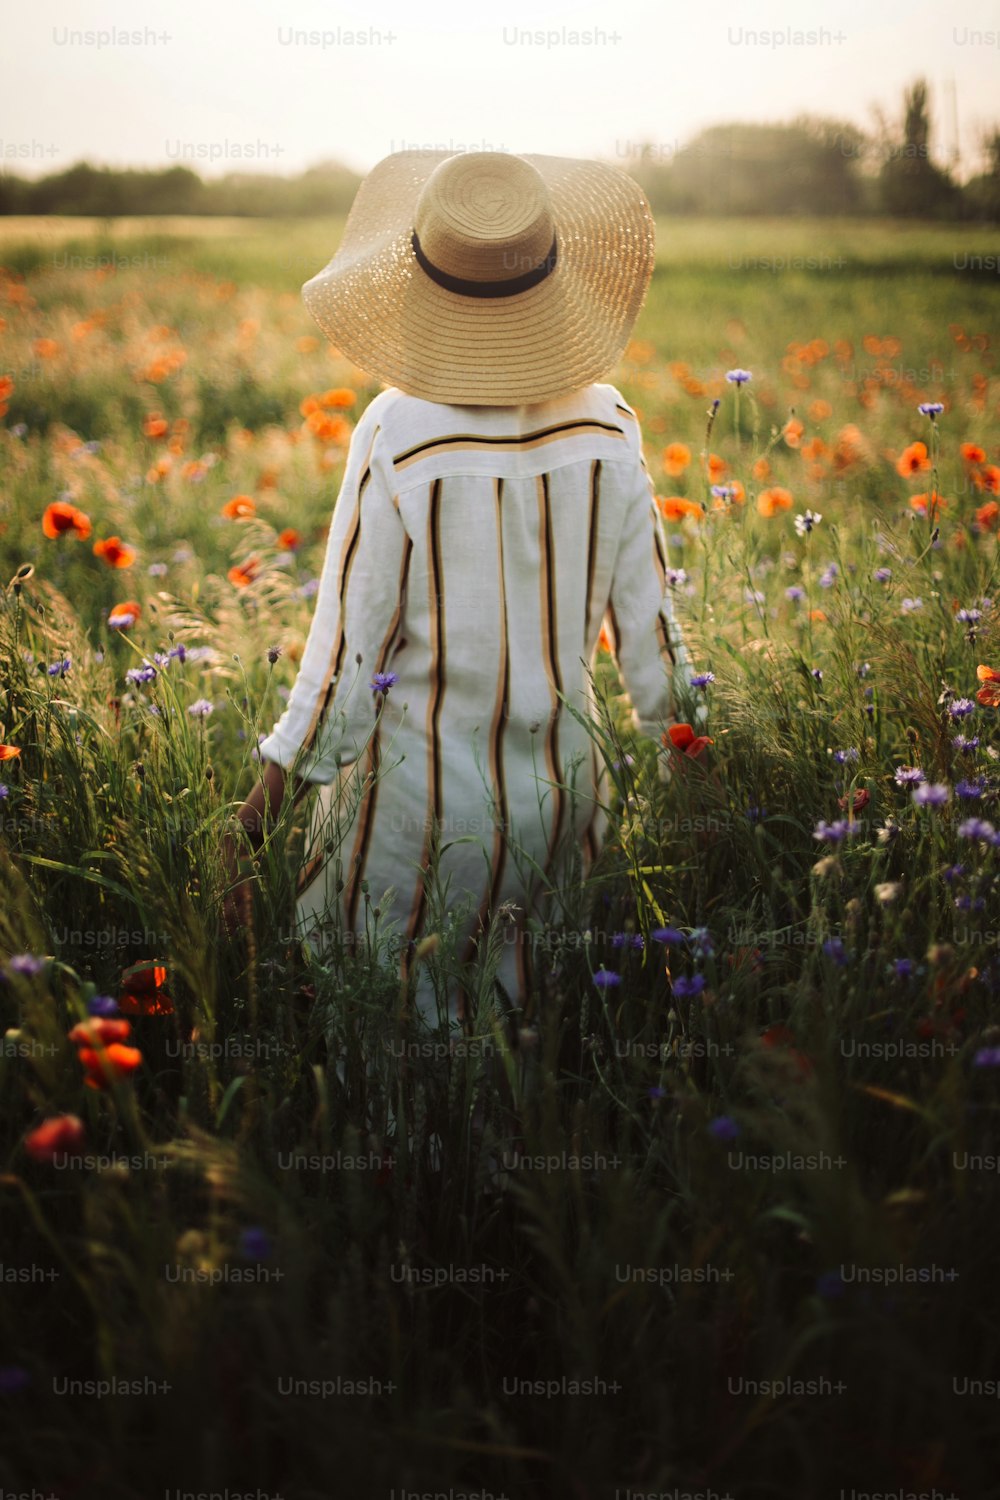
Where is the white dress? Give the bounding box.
[258,381,694,1020]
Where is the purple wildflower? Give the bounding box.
[593,967,622,989]
[690,672,715,689]
[785,585,805,602]
[955,779,985,800]
[725,369,752,386]
[912,782,950,807]
[708,1115,740,1141]
[894,766,925,787]
[672,974,706,998]
[651,927,686,946]
[6,954,45,978]
[823,936,849,966]
[948,699,976,720]
[958,818,995,840]
[238,1226,273,1261]
[918,402,944,417]
[874,567,892,583]
[813,819,851,843]
[973,1047,1000,1068]
[88,994,120,1017]
[188,699,214,717]
[370,672,398,695]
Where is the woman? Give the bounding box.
[222,149,696,1025]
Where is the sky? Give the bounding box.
[2,0,999,180]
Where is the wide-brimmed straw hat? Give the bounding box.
[301,149,656,406]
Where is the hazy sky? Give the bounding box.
[2,0,999,179]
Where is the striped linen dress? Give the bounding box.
[257,380,694,1019]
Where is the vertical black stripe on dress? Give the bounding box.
[462,477,511,974]
[538,473,565,875]
[344,534,414,933]
[403,478,446,979]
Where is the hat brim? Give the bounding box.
[301,151,656,406]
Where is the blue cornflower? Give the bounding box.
[725,369,752,386]
[47,657,71,677]
[948,699,976,720]
[893,958,915,980]
[672,974,707,998]
[370,672,398,694]
[665,567,688,587]
[957,608,982,624]
[690,672,715,688]
[712,484,738,502]
[942,863,966,883]
[168,644,187,664]
[952,735,979,754]
[188,699,214,717]
[785,585,805,602]
[874,567,892,583]
[795,510,822,536]
[88,994,120,1017]
[593,967,622,989]
[833,747,860,765]
[958,818,995,841]
[819,563,839,589]
[918,402,944,418]
[912,783,950,807]
[238,1227,273,1261]
[708,1115,740,1141]
[125,664,157,685]
[823,937,850,966]
[6,954,45,978]
[811,668,823,683]
[688,927,714,957]
[973,1047,1000,1068]
[0,785,9,801]
[647,1086,668,1100]
[813,819,851,843]
[955,779,985,800]
[900,598,923,614]
[651,927,686,946]
[894,766,925,787]
[746,804,768,822]
[610,932,644,950]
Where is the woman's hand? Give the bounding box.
[218,760,313,939]
[220,827,255,938]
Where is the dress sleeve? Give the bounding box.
[606,416,696,743]
[257,407,409,785]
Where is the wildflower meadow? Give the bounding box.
[1,216,999,1497]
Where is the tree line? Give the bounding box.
[1,82,997,221]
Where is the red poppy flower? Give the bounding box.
[42,501,92,540]
[68,1017,133,1047]
[24,1114,85,1163]
[118,961,173,1017]
[77,1043,143,1090]
[838,788,870,815]
[664,723,714,759]
[221,495,256,520]
[0,744,21,761]
[93,536,136,569]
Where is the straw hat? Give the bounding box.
[301,149,657,406]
